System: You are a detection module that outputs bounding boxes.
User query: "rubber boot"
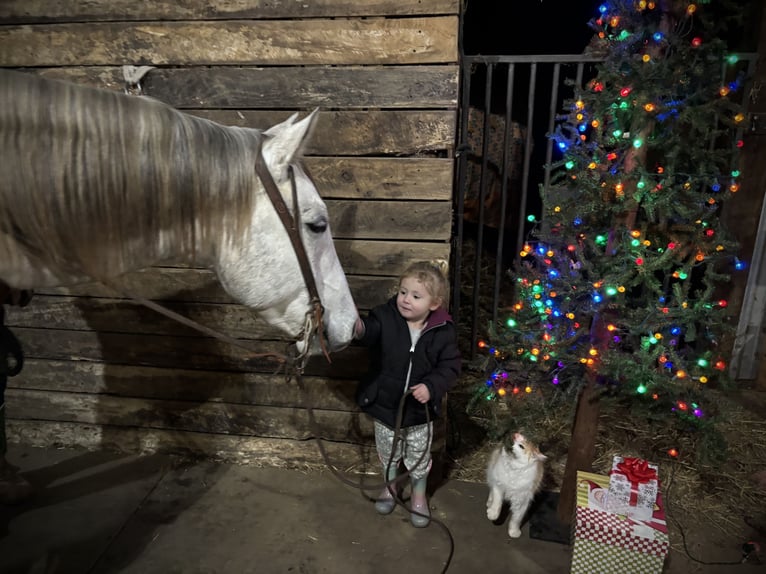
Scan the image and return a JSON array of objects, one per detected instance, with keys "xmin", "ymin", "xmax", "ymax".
[
  {"xmin": 410, "ymin": 475, "xmax": 430, "ymax": 527},
  {"xmin": 374, "ymin": 462, "xmax": 399, "ymax": 515}
]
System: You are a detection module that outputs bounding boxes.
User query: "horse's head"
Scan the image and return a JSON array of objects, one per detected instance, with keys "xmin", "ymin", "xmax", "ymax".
[{"xmin": 215, "ymin": 111, "xmax": 358, "ymax": 357}]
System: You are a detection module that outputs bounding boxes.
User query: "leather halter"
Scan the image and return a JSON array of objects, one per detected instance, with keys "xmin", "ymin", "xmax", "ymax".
[
  {"xmin": 100, "ymin": 141, "xmax": 330, "ymax": 370},
  {"xmin": 254, "ymin": 144, "xmax": 329, "ymax": 365}
]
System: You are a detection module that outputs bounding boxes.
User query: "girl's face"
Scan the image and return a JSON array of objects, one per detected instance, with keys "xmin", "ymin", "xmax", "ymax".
[{"xmin": 396, "ymin": 276, "xmax": 440, "ymax": 325}]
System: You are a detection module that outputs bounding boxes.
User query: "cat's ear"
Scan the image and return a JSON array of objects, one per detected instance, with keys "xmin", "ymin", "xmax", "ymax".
[{"xmin": 535, "ymin": 452, "xmax": 548, "ymax": 462}]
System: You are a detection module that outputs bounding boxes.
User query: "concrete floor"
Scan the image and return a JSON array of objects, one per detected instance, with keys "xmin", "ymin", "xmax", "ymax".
[
  {"xmin": 1, "ymin": 445, "xmax": 574, "ymax": 574},
  {"xmin": 0, "ymin": 445, "xmax": 757, "ymax": 574}
]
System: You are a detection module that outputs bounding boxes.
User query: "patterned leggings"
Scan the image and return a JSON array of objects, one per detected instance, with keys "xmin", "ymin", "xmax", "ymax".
[{"xmin": 374, "ymin": 420, "xmax": 433, "ymax": 480}]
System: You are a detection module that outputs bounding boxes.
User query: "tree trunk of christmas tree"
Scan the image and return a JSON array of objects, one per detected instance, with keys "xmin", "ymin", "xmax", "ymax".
[
  {"xmin": 557, "ymin": 372, "xmax": 600, "ymax": 524},
  {"xmin": 556, "ymin": 311, "xmax": 614, "ymax": 524}
]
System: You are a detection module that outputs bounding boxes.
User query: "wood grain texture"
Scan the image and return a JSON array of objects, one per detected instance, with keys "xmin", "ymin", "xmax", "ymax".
[
  {"xmin": 307, "ymin": 158, "xmax": 453, "ymax": 200},
  {"xmin": 6, "ymin": 388, "xmax": 374, "ymax": 441},
  {"xmin": 4, "ymin": 289, "xmax": 404, "ymax": 339},
  {"xmin": 0, "ymin": 17, "xmax": 458, "ymax": 66},
  {"xmin": 10, "ymin": 359, "xmax": 358, "ymax": 410},
  {"xmin": 17, "ymin": 239, "xmax": 448, "ymax": 299},
  {"xmin": 25, "ymin": 66, "xmax": 459, "ymax": 109},
  {"xmin": 0, "ymin": 0, "xmax": 460, "ymax": 23},
  {"xmin": 330, "ymin": 200, "xmax": 453, "ymax": 240},
  {"xmin": 11, "ymin": 327, "xmax": 367, "ymax": 378}
]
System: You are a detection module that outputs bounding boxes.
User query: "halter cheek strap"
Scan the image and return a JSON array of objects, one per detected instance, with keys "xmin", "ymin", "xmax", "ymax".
[{"xmin": 254, "ymin": 144, "xmax": 330, "ymax": 365}]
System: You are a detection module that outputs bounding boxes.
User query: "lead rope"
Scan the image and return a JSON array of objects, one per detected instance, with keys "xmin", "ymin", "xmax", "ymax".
[
  {"xmin": 101, "ymin": 280, "xmax": 291, "ymax": 368},
  {"xmin": 295, "ymin": 370, "xmax": 454, "ymax": 573}
]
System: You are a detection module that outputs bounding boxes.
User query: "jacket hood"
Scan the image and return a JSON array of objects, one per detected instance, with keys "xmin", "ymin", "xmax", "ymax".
[
  {"xmin": 425, "ymin": 305, "xmax": 453, "ymax": 330},
  {"xmin": 386, "ymin": 296, "xmax": 453, "ymax": 331}
]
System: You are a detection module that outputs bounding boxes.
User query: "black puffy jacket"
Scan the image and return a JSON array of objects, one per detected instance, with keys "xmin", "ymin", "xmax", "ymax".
[{"xmin": 355, "ymin": 297, "xmax": 462, "ymax": 428}]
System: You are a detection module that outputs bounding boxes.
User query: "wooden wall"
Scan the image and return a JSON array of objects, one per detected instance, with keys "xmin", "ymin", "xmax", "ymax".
[{"xmin": 0, "ymin": 1, "xmax": 460, "ymax": 468}]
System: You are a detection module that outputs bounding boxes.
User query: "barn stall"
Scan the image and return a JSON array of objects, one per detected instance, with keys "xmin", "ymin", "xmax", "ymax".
[{"xmin": 0, "ymin": 0, "xmax": 460, "ymax": 470}]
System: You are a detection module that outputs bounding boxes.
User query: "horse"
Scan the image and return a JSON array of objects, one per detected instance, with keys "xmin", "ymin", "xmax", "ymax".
[{"xmin": 0, "ymin": 69, "xmax": 359, "ymax": 357}]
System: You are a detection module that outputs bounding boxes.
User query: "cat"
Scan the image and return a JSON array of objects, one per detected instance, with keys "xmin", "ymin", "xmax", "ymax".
[{"xmin": 485, "ymin": 432, "xmax": 547, "ymax": 538}]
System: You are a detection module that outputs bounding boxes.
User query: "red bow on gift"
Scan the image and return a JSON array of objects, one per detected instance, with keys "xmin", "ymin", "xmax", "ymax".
[{"xmin": 610, "ymin": 457, "xmax": 658, "ymax": 505}]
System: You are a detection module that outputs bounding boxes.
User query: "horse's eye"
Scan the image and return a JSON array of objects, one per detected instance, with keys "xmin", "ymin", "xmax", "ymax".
[{"xmin": 306, "ymin": 220, "xmax": 328, "ymax": 234}]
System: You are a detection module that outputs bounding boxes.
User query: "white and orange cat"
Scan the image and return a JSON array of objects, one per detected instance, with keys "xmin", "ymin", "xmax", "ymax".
[{"xmin": 486, "ymin": 432, "xmax": 547, "ymax": 538}]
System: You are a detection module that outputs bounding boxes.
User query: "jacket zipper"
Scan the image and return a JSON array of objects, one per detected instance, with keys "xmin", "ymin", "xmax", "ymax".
[
  {"xmin": 402, "ymin": 320, "xmax": 447, "ymax": 393},
  {"xmin": 403, "ymin": 342, "xmax": 415, "ymax": 393}
]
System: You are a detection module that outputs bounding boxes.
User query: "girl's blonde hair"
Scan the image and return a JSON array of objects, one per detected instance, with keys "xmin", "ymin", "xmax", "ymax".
[{"xmin": 398, "ymin": 259, "xmax": 450, "ymax": 309}]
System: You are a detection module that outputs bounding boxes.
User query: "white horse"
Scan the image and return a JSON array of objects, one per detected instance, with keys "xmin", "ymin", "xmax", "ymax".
[{"xmin": 0, "ymin": 69, "xmax": 358, "ymax": 356}]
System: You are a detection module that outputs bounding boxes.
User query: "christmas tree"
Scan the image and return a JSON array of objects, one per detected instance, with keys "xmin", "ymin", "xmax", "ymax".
[{"xmin": 470, "ymin": 0, "xmax": 748, "ymax": 466}]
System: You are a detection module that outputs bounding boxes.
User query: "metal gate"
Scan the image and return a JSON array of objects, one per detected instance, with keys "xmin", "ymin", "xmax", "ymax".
[{"xmin": 452, "ymin": 54, "xmax": 603, "ymax": 356}]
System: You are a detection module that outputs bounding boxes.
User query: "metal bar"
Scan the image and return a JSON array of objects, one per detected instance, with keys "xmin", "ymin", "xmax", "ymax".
[
  {"xmin": 543, "ymin": 63, "xmax": 562, "ymax": 193},
  {"xmin": 575, "ymin": 61, "xmax": 585, "ymax": 90},
  {"xmin": 464, "ymin": 54, "xmax": 606, "ymax": 65},
  {"xmin": 515, "ymin": 62, "xmax": 537, "ymax": 266},
  {"xmin": 493, "ymin": 63, "xmax": 516, "ymax": 323},
  {"xmin": 452, "ymin": 58, "xmax": 473, "ymax": 329},
  {"xmin": 470, "ymin": 62, "xmax": 495, "ymax": 356}
]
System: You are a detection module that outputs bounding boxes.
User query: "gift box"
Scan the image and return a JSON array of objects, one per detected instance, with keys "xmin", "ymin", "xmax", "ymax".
[
  {"xmin": 570, "ymin": 471, "xmax": 669, "ymax": 574},
  {"xmin": 606, "ymin": 456, "xmax": 659, "ymax": 521}
]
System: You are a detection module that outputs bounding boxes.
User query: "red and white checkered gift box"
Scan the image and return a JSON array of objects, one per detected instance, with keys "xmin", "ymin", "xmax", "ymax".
[{"xmin": 571, "ymin": 471, "xmax": 669, "ymax": 574}]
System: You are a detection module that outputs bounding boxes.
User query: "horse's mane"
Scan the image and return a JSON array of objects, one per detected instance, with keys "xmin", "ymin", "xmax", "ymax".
[{"xmin": 0, "ymin": 69, "xmax": 260, "ymax": 282}]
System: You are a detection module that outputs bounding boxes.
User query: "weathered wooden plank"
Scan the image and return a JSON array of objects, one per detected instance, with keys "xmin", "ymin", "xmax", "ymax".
[
  {"xmin": 338, "ymin": 241, "xmax": 451, "ymax": 277},
  {"xmin": 35, "ymin": 267, "xmax": 227, "ymax": 303},
  {"xmin": 0, "ymin": 18, "xmax": 458, "ymax": 66},
  {"xmin": 307, "ymin": 158, "xmax": 453, "ymax": 200},
  {"xmin": 6, "ymin": 420, "xmax": 378, "ymax": 468},
  {"xmin": 8, "ymin": 73, "xmax": 456, "ymax": 153},
  {"xmin": 12, "ymin": 327, "xmax": 366, "ymax": 378},
  {"xmin": 24, "ymin": 270, "xmax": 394, "ymax": 305},
  {"xmin": 10, "ymin": 359, "xmax": 358, "ymax": 411},
  {"xmin": 24, "ymin": 240, "xmax": 449, "ymax": 299},
  {"xmin": 4, "ymin": 290, "xmax": 409, "ymax": 339},
  {"xmin": 6, "ymin": 388, "xmax": 373, "ymax": 442},
  {"xmin": 6, "ymin": 296, "xmax": 280, "ymax": 340},
  {"xmin": 25, "ymin": 66, "xmax": 459, "ymax": 109},
  {"xmin": 331, "ymin": 200, "xmax": 453, "ymax": 240},
  {"xmin": 0, "ymin": 0, "xmax": 460, "ymax": 23},
  {"xmin": 195, "ymin": 112, "xmax": 456, "ymax": 157}
]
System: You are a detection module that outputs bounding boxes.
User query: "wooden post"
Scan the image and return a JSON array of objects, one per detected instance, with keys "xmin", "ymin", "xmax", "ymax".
[
  {"xmin": 556, "ymin": 311, "xmax": 615, "ymax": 524},
  {"xmin": 556, "ymin": 372, "xmax": 601, "ymax": 523}
]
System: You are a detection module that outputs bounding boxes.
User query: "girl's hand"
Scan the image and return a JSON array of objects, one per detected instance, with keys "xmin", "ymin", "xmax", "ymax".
[
  {"xmin": 353, "ymin": 316, "xmax": 365, "ymax": 339},
  {"xmin": 410, "ymin": 384, "xmax": 431, "ymax": 404}
]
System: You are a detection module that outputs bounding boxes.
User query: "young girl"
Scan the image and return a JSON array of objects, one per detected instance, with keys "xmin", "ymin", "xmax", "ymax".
[{"xmin": 354, "ymin": 260, "xmax": 461, "ymax": 527}]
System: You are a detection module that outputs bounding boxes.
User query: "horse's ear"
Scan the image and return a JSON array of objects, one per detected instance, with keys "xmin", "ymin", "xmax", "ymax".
[{"xmin": 261, "ymin": 109, "xmax": 319, "ymax": 181}]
